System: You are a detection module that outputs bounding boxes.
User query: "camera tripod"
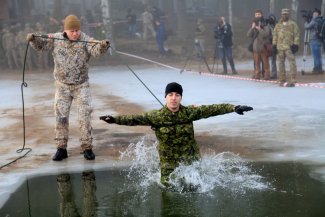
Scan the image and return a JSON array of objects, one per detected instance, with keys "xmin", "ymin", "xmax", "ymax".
[
  {"xmin": 180, "ymin": 40, "xmax": 212, "ymax": 74},
  {"xmin": 301, "ymin": 29, "xmax": 310, "ymax": 75}
]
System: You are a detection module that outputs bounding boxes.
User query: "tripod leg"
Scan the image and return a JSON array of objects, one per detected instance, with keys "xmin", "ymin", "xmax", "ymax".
[
  {"xmin": 212, "ymin": 57, "xmax": 216, "ymax": 74},
  {"xmin": 180, "ymin": 45, "xmax": 195, "ymax": 74},
  {"xmin": 196, "ymin": 42, "xmax": 212, "ymax": 73},
  {"xmin": 203, "ymin": 57, "xmax": 212, "ymax": 73},
  {"xmin": 301, "ymin": 29, "xmax": 309, "ymax": 75}
]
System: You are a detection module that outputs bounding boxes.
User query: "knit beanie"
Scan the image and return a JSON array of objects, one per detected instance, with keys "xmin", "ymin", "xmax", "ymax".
[
  {"xmin": 64, "ymin": 14, "xmax": 81, "ymax": 30},
  {"xmin": 165, "ymin": 82, "xmax": 183, "ymax": 97}
]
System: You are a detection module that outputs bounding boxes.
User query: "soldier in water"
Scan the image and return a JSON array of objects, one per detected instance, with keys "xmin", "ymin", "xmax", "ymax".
[{"xmin": 100, "ymin": 82, "xmax": 253, "ymax": 187}]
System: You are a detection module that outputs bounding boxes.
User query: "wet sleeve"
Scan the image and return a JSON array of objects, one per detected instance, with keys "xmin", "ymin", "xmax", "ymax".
[
  {"xmin": 187, "ymin": 104, "xmax": 235, "ymax": 121},
  {"xmin": 114, "ymin": 112, "xmax": 153, "ymax": 126}
]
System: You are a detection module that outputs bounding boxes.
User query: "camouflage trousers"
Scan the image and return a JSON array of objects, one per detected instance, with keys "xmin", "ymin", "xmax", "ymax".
[
  {"xmin": 57, "ymin": 172, "xmax": 97, "ymax": 217},
  {"xmin": 54, "ymin": 80, "xmax": 93, "ymax": 150},
  {"xmin": 277, "ymin": 49, "xmax": 297, "ymax": 84}
]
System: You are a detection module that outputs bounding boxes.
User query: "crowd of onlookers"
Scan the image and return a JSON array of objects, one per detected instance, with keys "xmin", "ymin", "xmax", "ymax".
[
  {"xmin": 0, "ymin": 16, "xmax": 61, "ymax": 71},
  {"xmin": 1, "ymin": 5, "xmax": 324, "ymax": 87}
]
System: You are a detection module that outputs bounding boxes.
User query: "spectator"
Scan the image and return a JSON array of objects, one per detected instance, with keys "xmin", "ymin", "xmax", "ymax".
[
  {"xmin": 194, "ymin": 18, "xmax": 206, "ymax": 59},
  {"xmin": 266, "ymin": 14, "xmax": 278, "ymax": 79},
  {"xmin": 273, "ymin": 8, "xmax": 300, "ymax": 87},
  {"xmin": 247, "ymin": 10, "xmax": 271, "ymax": 80},
  {"xmin": 126, "ymin": 8, "xmax": 137, "ymax": 37},
  {"xmin": 142, "ymin": 6, "xmax": 156, "ymax": 40},
  {"xmin": 155, "ymin": 19, "xmax": 167, "ymax": 58},
  {"xmin": 2, "ymin": 26, "xmax": 21, "ymax": 70},
  {"xmin": 304, "ymin": 8, "xmax": 324, "ymax": 74},
  {"xmin": 214, "ymin": 16, "xmax": 237, "ymax": 74}
]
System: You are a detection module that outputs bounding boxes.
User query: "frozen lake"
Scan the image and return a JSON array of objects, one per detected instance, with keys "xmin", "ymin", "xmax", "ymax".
[{"xmin": 1, "ymin": 56, "xmax": 325, "ymax": 215}]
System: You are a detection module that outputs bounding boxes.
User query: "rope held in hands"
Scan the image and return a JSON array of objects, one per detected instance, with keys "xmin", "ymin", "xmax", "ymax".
[{"xmin": 0, "ymin": 34, "xmax": 163, "ymax": 169}]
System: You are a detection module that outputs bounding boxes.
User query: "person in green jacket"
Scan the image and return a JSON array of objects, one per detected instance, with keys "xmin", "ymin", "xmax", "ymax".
[{"xmin": 100, "ymin": 82, "xmax": 253, "ymax": 186}]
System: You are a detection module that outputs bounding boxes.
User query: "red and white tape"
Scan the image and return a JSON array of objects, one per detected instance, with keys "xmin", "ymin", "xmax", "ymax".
[{"xmin": 116, "ymin": 51, "xmax": 325, "ymax": 89}]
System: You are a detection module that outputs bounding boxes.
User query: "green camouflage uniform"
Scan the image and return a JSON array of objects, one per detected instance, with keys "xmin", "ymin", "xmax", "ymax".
[
  {"xmin": 113, "ymin": 103, "xmax": 235, "ymax": 185},
  {"xmin": 273, "ymin": 19, "xmax": 300, "ymax": 84},
  {"xmin": 30, "ymin": 32, "xmax": 108, "ymax": 150}
]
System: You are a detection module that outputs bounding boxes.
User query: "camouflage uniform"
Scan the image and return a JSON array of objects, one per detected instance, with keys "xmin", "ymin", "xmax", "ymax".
[
  {"xmin": 194, "ymin": 19, "xmax": 206, "ymax": 57},
  {"xmin": 2, "ymin": 28, "xmax": 21, "ymax": 69},
  {"xmin": 30, "ymin": 32, "xmax": 109, "ymax": 150},
  {"xmin": 113, "ymin": 103, "xmax": 235, "ymax": 185},
  {"xmin": 273, "ymin": 19, "xmax": 300, "ymax": 84},
  {"xmin": 57, "ymin": 172, "xmax": 97, "ymax": 217}
]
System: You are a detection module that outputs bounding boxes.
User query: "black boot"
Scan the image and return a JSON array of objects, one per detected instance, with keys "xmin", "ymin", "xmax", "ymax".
[
  {"xmin": 52, "ymin": 148, "xmax": 68, "ymax": 161},
  {"xmin": 84, "ymin": 149, "xmax": 95, "ymax": 160}
]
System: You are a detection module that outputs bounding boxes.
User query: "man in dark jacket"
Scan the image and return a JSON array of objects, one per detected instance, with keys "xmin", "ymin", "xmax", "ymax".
[
  {"xmin": 100, "ymin": 82, "xmax": 253, "ymax": 187},
  {"xmin": 214, "ymin": 16, "xmax": 237, "ymax": 74},
  {"xmin": 155, "ymin": 19, "xmax": 167, "ymax": 58}
]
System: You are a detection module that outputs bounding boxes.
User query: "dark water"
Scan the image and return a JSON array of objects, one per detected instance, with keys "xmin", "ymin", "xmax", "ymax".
[{"xmin": 1, "ymin": 162, "xmax": 325, "ymax": 217}]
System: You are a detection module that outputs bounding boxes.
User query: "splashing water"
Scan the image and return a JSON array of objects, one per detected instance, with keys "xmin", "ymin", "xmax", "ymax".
[{"xmin": 120, "ymin": 136, "xmax": 270, "ymax": 194}]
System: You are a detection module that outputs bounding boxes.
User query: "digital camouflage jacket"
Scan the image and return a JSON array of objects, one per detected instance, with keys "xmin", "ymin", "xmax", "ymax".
[
  {"xmin": 114, "ymin": 103, "xmax": 235, "ymax": 172},
  {"xmin": 30, "ymin": 32, "xmax": 108, "ymax": 85},
  {"xmin": 273, "ymin": 19, "xmax": 300, "ymax": 50}
]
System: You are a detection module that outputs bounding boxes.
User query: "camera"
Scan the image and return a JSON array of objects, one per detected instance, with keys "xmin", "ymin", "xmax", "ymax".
[{"xmin": 300, "ymin": 10, "xmax": 313, "ymax": 22}]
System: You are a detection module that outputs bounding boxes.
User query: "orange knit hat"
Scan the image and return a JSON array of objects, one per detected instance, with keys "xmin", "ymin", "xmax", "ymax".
[{"xmin": 64, "ymin": 14, "xmax": 80, "ymax": 30}]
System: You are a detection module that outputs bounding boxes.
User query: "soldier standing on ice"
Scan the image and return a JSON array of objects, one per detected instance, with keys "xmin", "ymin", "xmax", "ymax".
[{"xmin": 26, "ymin": 14, "xmax": 110, "ymax": 161}]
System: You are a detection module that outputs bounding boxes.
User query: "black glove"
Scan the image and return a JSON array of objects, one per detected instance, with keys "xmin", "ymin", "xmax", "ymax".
[
  {"xmin": 234, "ymin": 105, "xmax": 253, "ymax": 115},
  {"xmin": 290, "ymin": 44, "xmax": 299, "ymax": 54},
  {"xmin": 99, "ymin": 115, "xmax": 116, "ymax": 123},
  {"xmin": 272, "ymin": 45, "xmax": 277, "ymax": 55}
]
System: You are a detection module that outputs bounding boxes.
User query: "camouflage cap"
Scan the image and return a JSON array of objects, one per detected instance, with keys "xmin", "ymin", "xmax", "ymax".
[{"xmin": 281, "ymin": 8, "xmax": 290, "ymax": 15}]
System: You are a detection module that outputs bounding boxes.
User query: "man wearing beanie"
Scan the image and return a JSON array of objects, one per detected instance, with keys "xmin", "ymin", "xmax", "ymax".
[
  {"xmin": 100, "ymin": 82, "xmax": 253, "ymax": 188},
  {"xmin": 26, "ymin": 14, "xmax": 110, "ymax": 161}
]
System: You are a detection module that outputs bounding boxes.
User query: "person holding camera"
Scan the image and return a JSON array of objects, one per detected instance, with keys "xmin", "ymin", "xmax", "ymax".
[
  {"xmin": 304, "ymin": 8, "xmax": 324, "ymax": 74},
  {"xmin": 214, "ymin": 16, "xmax": 237, "ymax": 74},
  {"xmin": 273, "ymin": 8, "xmax": 300, "ymax": 87},
  {"xmin": 247, "ymin": 10, "xmax": 271, "ymax": 80}
]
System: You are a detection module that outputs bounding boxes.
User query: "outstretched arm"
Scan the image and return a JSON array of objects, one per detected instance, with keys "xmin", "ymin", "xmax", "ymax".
[{"xmin": 99, "ymin": 113, "xmax": 153, "ymax": 126}]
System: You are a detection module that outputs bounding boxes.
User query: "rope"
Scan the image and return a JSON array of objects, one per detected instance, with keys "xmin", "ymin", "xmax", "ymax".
[{"xmin": 0, "ymin": 42, "xmax": 32, "ymax": 170}]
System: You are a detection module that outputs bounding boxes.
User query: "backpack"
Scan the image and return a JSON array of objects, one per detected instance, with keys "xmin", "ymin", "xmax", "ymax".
[{"xmin": 315, "ymin": 16, "xmax": 325, "ymax": 40}]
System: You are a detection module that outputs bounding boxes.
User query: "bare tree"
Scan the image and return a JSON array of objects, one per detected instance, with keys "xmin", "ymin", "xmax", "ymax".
[
  {"xmin": 322, "ymin": 0, "xmax": 325, "ymax": 16},
  {"xmin": 270, "ymin": 0, "xmax": 275, "ymax": 13},
  {"xmin": 228, "ymin": 0, "xmax": 233, "ymax": 28},
  {"xmin": 175, "ymin": 0, "xmax": 188, "ymax": 39},
  {"xmin": 101, "ymin": 0, "xmax": 114, "ymax": 50},
  {"xmin": 291, "ymin": 0, "xmax": 299, "ymax": 21}
]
